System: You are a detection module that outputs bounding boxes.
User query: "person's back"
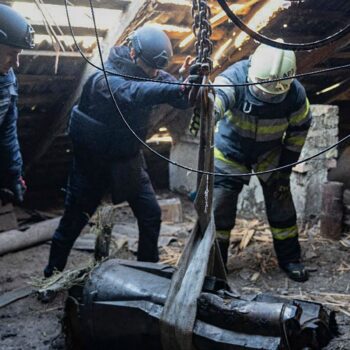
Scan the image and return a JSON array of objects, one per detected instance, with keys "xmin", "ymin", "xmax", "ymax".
[
  {"xmin": 70, "ymin": 45, "xmax": 186, "ymax": 159},
  {"xmin": 43, "ymin": 26, "xmax": 190, "ymax": 280}
]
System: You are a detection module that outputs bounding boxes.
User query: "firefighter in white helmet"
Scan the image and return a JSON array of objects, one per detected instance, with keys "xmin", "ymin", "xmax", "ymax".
[{"xmin": 211, "ymin": 43, "xmax": 311, "ymax": 282}]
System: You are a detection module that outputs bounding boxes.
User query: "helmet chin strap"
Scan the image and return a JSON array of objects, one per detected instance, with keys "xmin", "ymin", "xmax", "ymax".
[{"xmin": 249, "ymin": 84, "xmax": 287, "ymax": 104}]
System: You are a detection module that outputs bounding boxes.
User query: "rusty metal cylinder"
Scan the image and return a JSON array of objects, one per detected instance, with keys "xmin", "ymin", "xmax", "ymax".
[{"xmin": 320, "ymin": 181, "xmax": 344, "ymax": 239}]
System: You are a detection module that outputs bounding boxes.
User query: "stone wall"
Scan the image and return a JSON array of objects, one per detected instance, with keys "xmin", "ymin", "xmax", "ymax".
[{"xmin": 169, "ymin": 105, "xmax": 339, "ymax": 224}]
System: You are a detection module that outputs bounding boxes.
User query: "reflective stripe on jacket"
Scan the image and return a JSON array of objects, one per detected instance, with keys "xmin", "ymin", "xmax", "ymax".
[{"xmin": 214, "ymin": 60, "xmax": 311, "ymax": 181}]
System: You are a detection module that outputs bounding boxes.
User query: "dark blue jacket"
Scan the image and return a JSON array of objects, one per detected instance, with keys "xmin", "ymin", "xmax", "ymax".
[
  {"xmin": 69, "ymin": 46, "xmax": 188, "ymax": 159},
  {"xmin": 214, "ymin": 60, "xmax": 311, "ymax": 180},
  {"xmin": 0, "ymin": 69, "xmax": 22, "ymax": 185}
]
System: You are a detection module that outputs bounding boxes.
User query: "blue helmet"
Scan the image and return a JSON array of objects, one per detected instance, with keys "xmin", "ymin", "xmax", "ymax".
[
  {"xmin": 129, "ymin": 26, "xmax": 173, "ymax": 69},
  {"xmin": 0, "ymin": 4, "xmax": 35, "ymax": 49}
]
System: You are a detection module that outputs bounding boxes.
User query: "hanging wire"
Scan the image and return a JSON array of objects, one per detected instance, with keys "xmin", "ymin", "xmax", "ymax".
[
  {"xmin": 216, "ymin": 0, "xmax": 350, "ymax": 51},
  {"xmin": 65, "ymin": 0, "xmax": 350, "ymax": 178},
  {"xmin": 64, "ymin": 1, "xmax": 350, "ymax": 89}
]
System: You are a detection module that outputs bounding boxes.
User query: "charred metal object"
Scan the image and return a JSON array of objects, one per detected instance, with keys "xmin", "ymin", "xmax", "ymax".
[{"xmin": 64, "ymin": 259, "xmax": 337, "ymax": 350}]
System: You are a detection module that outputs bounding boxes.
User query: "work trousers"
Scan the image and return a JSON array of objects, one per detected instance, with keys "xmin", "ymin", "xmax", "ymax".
[
  {"xmin": 46, "ymin": 150, "xmax": 161, "ymax": 274},
  {"xmin": 214, "ymin": 162, "xmax": 301, "ymax": 266}
]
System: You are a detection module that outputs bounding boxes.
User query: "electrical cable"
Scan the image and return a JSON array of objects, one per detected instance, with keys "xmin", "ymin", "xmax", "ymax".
[
  {"xmin": 64, "ymin": 1, "xmax": 350, "ymax": 89},
  {"xmin": 68, "ymin": 0, "xmax": 350, "ymax": 179},
  {"xmin": 217, "ymin": 0, "xmax": 350, "ymax": 51}
]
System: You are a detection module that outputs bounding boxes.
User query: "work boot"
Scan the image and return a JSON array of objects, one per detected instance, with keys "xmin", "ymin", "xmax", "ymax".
[
  {"xmin": 44, "ymin": 240, "xmax": 71, "ymax": 278},
  {"xmin": 279, "ymin": 261, "xmax": 309, "ymax": 282}
]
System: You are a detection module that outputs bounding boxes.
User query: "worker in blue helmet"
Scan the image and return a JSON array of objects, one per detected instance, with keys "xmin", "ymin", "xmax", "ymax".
[
  {"xmin": 44, "ymin": 26, "xmax": 191, "ymax": 278},
  {"xmin": 0, "ymin": 4, "xmax": 34, "ymax": 204}
]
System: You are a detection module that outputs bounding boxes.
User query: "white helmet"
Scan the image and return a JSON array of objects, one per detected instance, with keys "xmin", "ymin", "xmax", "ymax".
[{"xmin": 248, "ymin": 43, "xmax": 296, "ymax": 95}]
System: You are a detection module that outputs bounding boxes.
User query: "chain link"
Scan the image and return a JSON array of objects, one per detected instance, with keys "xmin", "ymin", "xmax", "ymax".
[{"xmin": 192, "ymin": 0, "xmax": 213, "ymax": 73}]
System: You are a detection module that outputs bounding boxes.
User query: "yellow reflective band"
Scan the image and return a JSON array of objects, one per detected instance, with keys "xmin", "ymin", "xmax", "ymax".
[
  {"xmin": 271, "ymin": 225, "xmax": 298, "ymax": 240},
  {"xmin": 257, "ymin": 123, "xmax": 288, "ymax": 135},
  {"xmin": 285, "ymin": 135, "xmax": 307, "ymax": 147},
  {"xmin": 216, "ymin": 230, "xmax": 231, "ymax": 240},
  {"xmin": 290, "ymin": 98, "xmax": 310, "ymax": 126},
  {"xmin": 226, "ymin": 111, "xmax": 255, "ymax": 133},
  {"xmin": 214, "ymin": 148, "xmax": 249, "ymax": 173}
]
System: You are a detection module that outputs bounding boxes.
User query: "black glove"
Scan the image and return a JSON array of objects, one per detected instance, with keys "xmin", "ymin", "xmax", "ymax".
[
  {"xmin": 181, "ymin": 63, "xmax": 203, "ymax": 105},
  {"xmin": 0, "ymin": 176, "xmax": 26, "ymax": 204}
]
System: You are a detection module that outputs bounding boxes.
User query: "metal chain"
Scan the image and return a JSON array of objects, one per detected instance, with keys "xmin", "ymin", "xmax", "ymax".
[
  {"xmin": 189, "ymin": 0, "xmax": 213, "ymax": 135},
  {"xmin": 192, "ymin": 0, "xmax": 213, "ymax": 72}
]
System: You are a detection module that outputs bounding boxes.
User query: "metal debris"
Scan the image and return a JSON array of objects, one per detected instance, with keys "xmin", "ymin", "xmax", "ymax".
[{"xmin": 63, "ymin": 259, "xmax": 337, "ymax": 350}]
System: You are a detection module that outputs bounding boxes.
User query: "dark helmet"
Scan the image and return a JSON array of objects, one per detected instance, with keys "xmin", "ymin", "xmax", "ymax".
[
  {"xmin": 0, "ymin": 4, "xmax": 35, "ymax": 50},
  {"xmin": 129, "ymin": 26, "xmax": 173, "ymax": 69}
]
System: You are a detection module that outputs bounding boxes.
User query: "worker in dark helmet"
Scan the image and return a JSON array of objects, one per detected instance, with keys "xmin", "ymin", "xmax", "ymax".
[
  {"xmin": 192, "ymin": 43, "xmax": 311, "ymax": 282},
  {"xmin": 44, "ymin": 26, "xmax": 191, "ymax": 278},
  {"xmin": 0, "ymin": 4, "xmax": 34, "ymax": 204}
]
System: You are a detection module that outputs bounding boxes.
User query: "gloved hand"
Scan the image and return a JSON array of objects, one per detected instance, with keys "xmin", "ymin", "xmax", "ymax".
[
  {"xmin": 181, "ymin": 62, "xmax": 203, "ymax": 105},
  {"xmin": 12, "ymin": 176, "xmax": 27, "ymax": 203},
  {"xmin": 0, "ymin": 176, "xmax": 26, "ymax": 204},
  {"xmin": 178, "ymin": 55, "xmax": 196, "ymax": 78}
]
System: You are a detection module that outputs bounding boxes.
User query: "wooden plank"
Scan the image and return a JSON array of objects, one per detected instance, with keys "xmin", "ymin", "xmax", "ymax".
[
  {"xmin": 0, "ymin": 286, "xmax": 34, "ymax": 309},
  {"xmin": 312, "ymin": 78, "xmax": 350, "ymax": 104},
  {"xmin": 21, "ymin": 50, "xmax": 92, "ymax": 58},
  {"xmin": 31, "ymin": 23, "xmax": 107, "ymax": 37},
  {"xmin": 25, "ymin": 0, "xmax": 145, "ymax": 172},
  {"xmin": 3, "ymin": 0, "xmax": 130, "ymax": 10}
]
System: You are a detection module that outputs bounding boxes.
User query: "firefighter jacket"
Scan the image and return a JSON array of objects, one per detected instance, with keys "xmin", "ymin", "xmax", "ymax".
[
  {"xmin": 214, "ymin": 60, "xmax": 311, "ymax": 182},
  {"xmin": 69, "ymin": 46, "xmax": 189, "ymax": 159},
  {"xmin": 0, "ymin": 68, "xmax": 22, "ymax": 185}
]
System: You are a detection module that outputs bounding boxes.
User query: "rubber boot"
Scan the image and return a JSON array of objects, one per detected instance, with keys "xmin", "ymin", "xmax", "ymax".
[
  {"xmin": 273, "ymin": 236, "xmax": 308, "ymax": 282},
  {"xmin": 279, "ymin": 261, "xmax": 309, "ymax": 282}
]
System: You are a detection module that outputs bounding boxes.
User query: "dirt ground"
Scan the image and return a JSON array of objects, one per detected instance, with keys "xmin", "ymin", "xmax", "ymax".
[{"xmin": 0, "ymin": 193, "xmax": 349, "ymax": 349}]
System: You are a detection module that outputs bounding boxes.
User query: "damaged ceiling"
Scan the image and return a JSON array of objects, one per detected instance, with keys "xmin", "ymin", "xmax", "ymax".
[{"xmin": 1, "ymin": 0, "xmax": 350, "ymax": 194}]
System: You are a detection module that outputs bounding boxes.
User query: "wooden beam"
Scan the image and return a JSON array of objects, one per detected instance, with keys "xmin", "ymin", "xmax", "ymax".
[
  {"xmin": 149, "ymin": 24, "xmax": 191, "ymax": 40},
  {"xmin": 31, "ymin": 23, "xmax": 107, "ymax": 37},
  {"xmin": 311, "ymin": 78, "xmax": 350, "ymax": 104},
  {"xmin": 153, "ymin": 0, "xmax": 191, "ymax": 13},
  {"xmin": 25, "ymin": 0, "xmax": 146, "ymax": 172},
  {"xmin": 21, "ymin": 50, "xmax": 92, "ymax": 58},
  {"xmin": 297, "ymin": 33, "xmax": 350, "ymax": 73},
  {"xmin": 4, "ymin": 0, "xmax": 130, "ymax": 10}
]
